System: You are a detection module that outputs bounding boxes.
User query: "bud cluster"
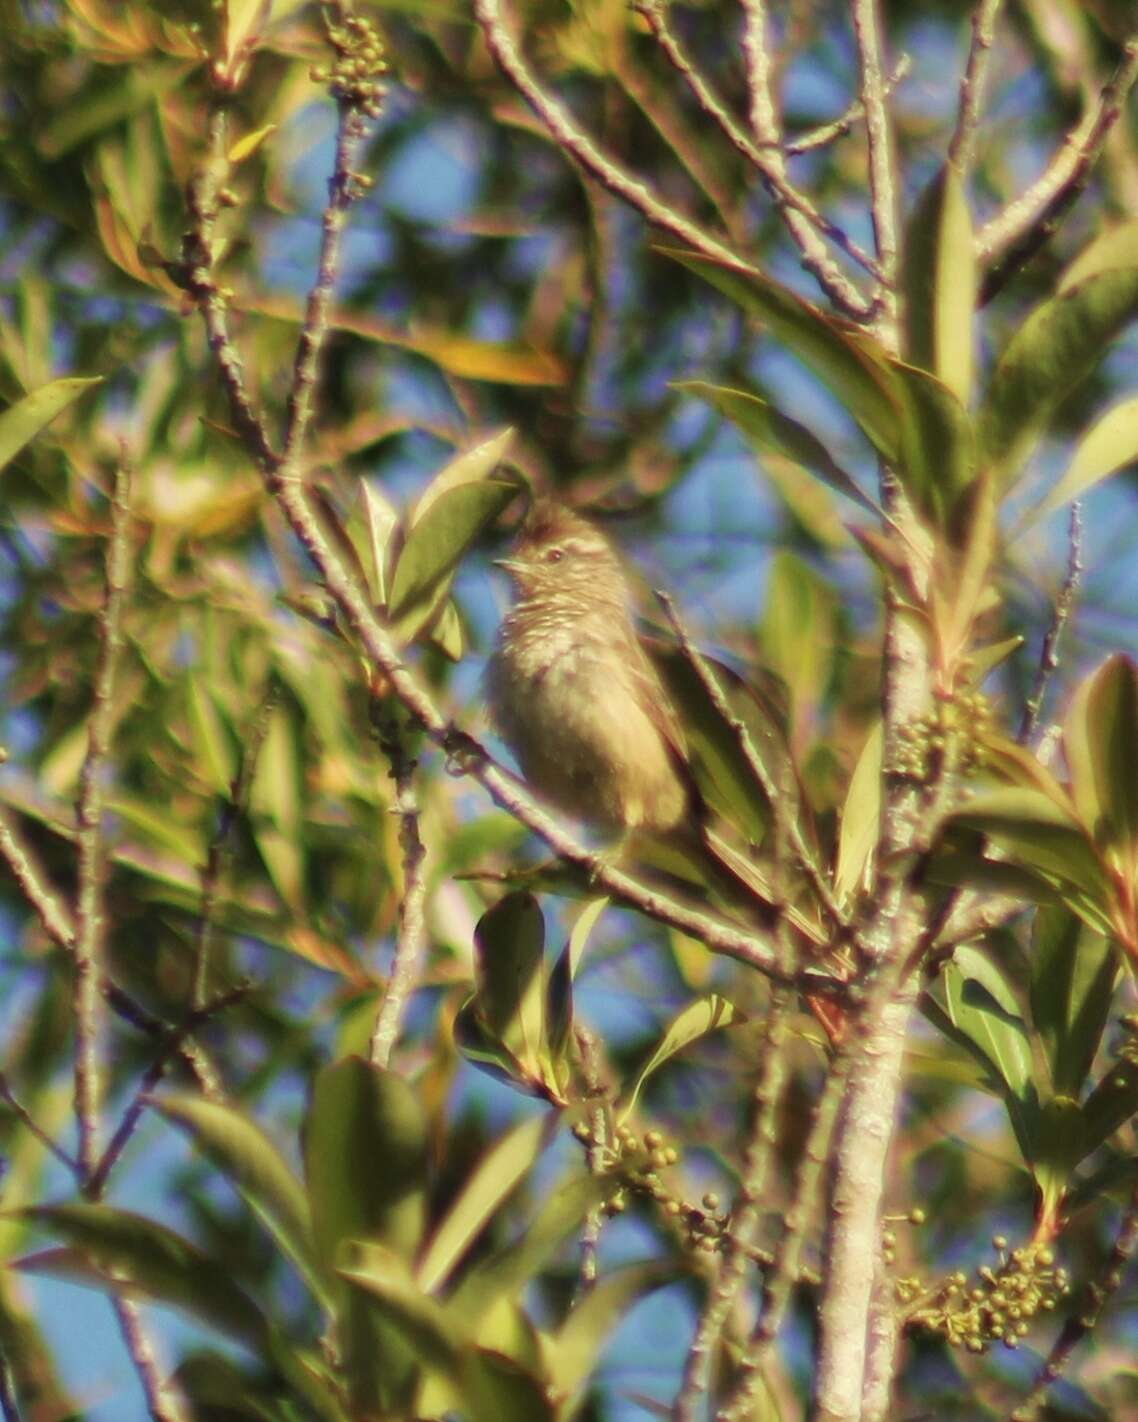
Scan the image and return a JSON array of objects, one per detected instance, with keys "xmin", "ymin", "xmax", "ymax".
[
  {"xmin": 901, "ymin": 1235, "xmax": 1070, "ymax": 1353},
  {"xmin": 892, "ymin": 687, "xmax": 993, "ymax": 784},
  {"xmin": 312, "ymin": 11, "xmax": 389, "ymax": 117}
]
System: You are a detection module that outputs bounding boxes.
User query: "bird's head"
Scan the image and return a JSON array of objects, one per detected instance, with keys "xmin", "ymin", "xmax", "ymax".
[{"xmin": 495, "ymin": 499, "xmax": 628, "ymax": 608}]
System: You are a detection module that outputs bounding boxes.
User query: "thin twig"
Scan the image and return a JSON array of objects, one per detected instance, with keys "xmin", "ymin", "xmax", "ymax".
[
  {"xmin": 193, "ymin": 684, "xmax": 279, "ymax": 1008},
  {"xmin": 1010, "ymin": 1174, "xmax": 1138, "ymax": 1422},
  {"xmin": 977, "ymin": 34, "xmax": 1138, "ymax": 297},
  {"xmin": 615, "ymin": 36, "xmax": 747, "ymax": 246},
  {"xmin": 718, "ymin": 1016, "xmax": 859, "ymax": 1420},
  {"xmin": 0, "ymin": 805, "xmax": 222, "ymax": 1095},
  {"xmin": 473, "ymin": 0, "xmax": 755, "ymax": 276},
  {"xmin": 735, "ymin": 0, "xmax": 878, "ymax": 317},
  {"xmin": 784, "ymin": 56, "xmax": 910, "ymax": 155},
  {"xmin": 637, "ymin": 0, "xmax": 884, "ymax": 286},
  {"xmin": 948, "ymin": 0, "xmax": 1004, "ymax": 172},
  {"xmin": 369, "ymin": 710, "xmax": 429, "ymax": 1069},
  {"xmin": 851, "ymin": 0, "xmax": 901, "ymax": 347},
  {"xmin": 72, "ymin": 459, "xmax": 132, "ymax": 1184},
  {"xmin": 1018, "ymin": 501, "xmax": 1082, "ymax": 745},
  {"xmin": 0, "ymin": 1073, "xmax": 77, "ymax": 1175},
  {"xmin": 674, "ymin": 985, "xmax": 793, "ymax": 1421},
  {"xmin": 658, "ymin": 591, "xmax": 849, "ymax": 934},
  {"xmin": 0, "ymin": 807, "xmax": 76, "ymax": 953},
  {"xmin": 573, "ymin": 1025, "xmax": 610, "ymax": 1300},
  {"xmin": 87, "ymin": 984, "xmax": 248, "ymax": 1201},
  {"xmin": 280, "ymin": 100, "xmax": 370, "ymax": 465},
  {"xmin": 103, "ymin": 983, "xmax": 223, "ymax": 1099},
  {"xmin": 112, "ymin": 1295, "xmax": 184, "ymax": 1422}
]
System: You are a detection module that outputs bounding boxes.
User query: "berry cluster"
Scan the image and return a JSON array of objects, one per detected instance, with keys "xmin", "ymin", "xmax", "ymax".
[
  {"xmin": 901, "ymin": 1236, "xmax": 1070, "ymax": 1353},
  {"xmin": 573, "ymin": 1120, "xmax": 735, "ymax": 1253}
]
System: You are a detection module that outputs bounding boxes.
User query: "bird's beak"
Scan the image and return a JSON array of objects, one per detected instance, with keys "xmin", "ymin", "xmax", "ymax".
[{"xmin": 493, "ymin": 557, "xmax": 526, "ymax": 578}]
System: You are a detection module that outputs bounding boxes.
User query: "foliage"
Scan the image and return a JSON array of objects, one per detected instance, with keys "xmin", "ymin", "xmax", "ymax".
[{"xmin": 1, "ymin": 1, "xmax": 1138, "ymax": 1420}]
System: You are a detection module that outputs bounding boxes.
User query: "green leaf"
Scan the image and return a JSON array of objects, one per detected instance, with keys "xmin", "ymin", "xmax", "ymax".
[
  {"xmin": 942, "ymin": 946, "xmax": 1033, "ymax": 1102},
  {"xmin": 652, "ymin": 644, "xmax": 787, "ymax": 844},
  {"xmin": 1058, "ymin": 218, "xmax": 1138, "ymax": 290},
  {"xmin": 901, "ymin": 162, "xmax": 976, "ymax": 404},
  {"xmin": 471, "ymin": 893, "xmax": 548, "ymax": 1081},
  {"xmin": 1078, "ymin": 1057, "xmax": 1138, "ymax": 1160},
  {"xmin": 151, "ymin": 1094, "xmax": 329, "ymax": 1309},
  {"xmin": 760, "ymin": 552, "xmax": 841, "ymax": 729},
  {"xmin": 1064, "ymin": 655, "xmax": 1138, "ymax": 865},
  {"xmin": 660, "ymin": 248, "xmax": 902, "ymax": 463},
  {"xmin": 948, "ymin": 788, "xmax": 1108, "ymax": 902},
  {"xmin": 416, "ymin": 1113, "xmax": 553, "ymax": 1294},
  {"xmin": 304, "ymin": 1057, "xmax": 428, "ymax": 1265},
  {"xmin": 545, "ymin": 1262, "xmax": 675, "ymax": 1407},
  {"xmin": 12, "ymin": 1205, "xmax": 266, "ymax": 1348},
  {"xmin": 187, "ymin": 673, "xmax": 237, "ymax": 796},
  {"xmin": 1032, "ymin": 397, "xmax": 1138, "ymax": 520},
  {"xmin": 888, "ymin": 361, "xmax": 977, "ymax": 528},
  {"xmin": 978, "ymin": 267, "xmax": 1138, "ymax": 487},
  {"xmin": 546, "ymin": 897, "xmax": 608, "ymax": 1066},
  {"xmin": 450, "ymin": 1172, "xmax": 611, "ymax": 1322},
  {"xmin": 675, "ymin": 380, "xmax": 881, "ymax": 517},
  {"xmin": 387, "ymin": 431, "xmax": 518, "ymax": 621},
  {"xmin": 340, "ymin": 1242, "xmax": 461, "ymax": 1378},
  {"xmin": 0, "ymin": 377, "xmax": 102, "ymax": 474},
  {"xmin": 343, "ymin": 1243, "xmax": 554, "ymax": 1422},
  {"xmin": 1029, "ymin": 908, "xmax": 1118, "ymax": 1099},
  {"xmin": 617, "ymin": 995, "xmax": 747, "ymax": 1123},
  {"xmin": 834, "ymin": 721, "xmax": 882, "ymax": 905},
  {"xmin": 1029, "ymin": 1095, "xmax": 1086, "ymax": 1221},
  {"xmin": 662, "ymin": 249, "xmax": 975, "ymax": 527}
]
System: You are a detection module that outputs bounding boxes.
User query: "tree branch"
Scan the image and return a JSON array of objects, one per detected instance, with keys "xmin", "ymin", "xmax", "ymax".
[
  {"xmin": 948, "ymin": 0, "xmax": 1004, "ymax": 173},
  {"xmin": 193, "ymin": 684, "xmax": 278, "ymax": 1008},
  {"xmin": 675, "ymin": 983, "xmax": 792, "ymax": 1419},
  {"xmin": 473, "ymin": 0, "xmax": 756, "ymax": 277},
  {"xmin": 72, "ymin": 459, "xmax": 132, "ymax": 1183},
  {"xmin": 638, "ymin": 0, "xmax": 883, "ymax": 297},
  {"xmin": 785, "ymin": 56, "xmax": 910, "ymax": 155},
  {"xmin": 977, "ymin": 33, "xmax": 1138, "ymax": 299},
  {"xmin": 368, "ymin": 710, "xmax": 429, "ymax": 1069},
  {"xmin": 111, "ymin": 1295, "xmax": 184, "ymax": 1422},
  {"xmin": 851, "ymin": 0, "xmax": 901, "ymax": 345}
]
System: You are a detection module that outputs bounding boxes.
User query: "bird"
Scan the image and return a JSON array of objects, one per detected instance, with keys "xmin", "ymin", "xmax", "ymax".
[
  {"xmin": 485, "ymin": 498, "xmax": 849, "ymax": 1040},
  {"xmin": 485, "ymin": 498, "xmax": 693, "ymax": 841}
]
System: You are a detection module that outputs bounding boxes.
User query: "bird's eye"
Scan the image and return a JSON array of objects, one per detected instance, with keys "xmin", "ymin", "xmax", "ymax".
[{"xmin": 544, "ymin": 547, "xmax": 564, "ymax": 564}]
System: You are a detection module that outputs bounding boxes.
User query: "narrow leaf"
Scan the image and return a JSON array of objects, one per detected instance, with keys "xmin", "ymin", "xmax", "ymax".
[
  {"xmin": 978, "ymin": 268, "xmax": 1138, "ymax": 487},
  {"xmin": 304, "ymin": 1057, "xmax": 428, "ymax": 1264},
  {"xmin": 151, "ymin": 1094, "xmax": 328, "ymax": 1307},
  {"xmin": 675, "ymin": 380, "xmax": 881, "ymax": 517},
  {"xmin": 417, "ymin": 1113, "xmax": 552, "ymax": 1294},
  {"xmin": 617, "ymin": 995, "xmax": 747, "ymax": 1123},
  {"xmin": 13, "ymin": 1205, "xmax": 266, "ymax": 1348},
  {"xmin": 1033, "ymin": 397, "xmax": 1138, "ymax": 519},
  {"xmin": 1029, "ymin": 908, "xmax": 1118, "ymax": 1098},
  {"xmin": 0, "ymin": 377, "xmax": 102, "ymax": 473},
  {"xmin": 901, "ymin": 163, "xmax": 976, "ymax": 403}
]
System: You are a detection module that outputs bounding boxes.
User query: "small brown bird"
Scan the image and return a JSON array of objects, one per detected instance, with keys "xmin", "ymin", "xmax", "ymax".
[{"xmin": 486, "ymin": 499, "xmax": 692, "ymax": 837}]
